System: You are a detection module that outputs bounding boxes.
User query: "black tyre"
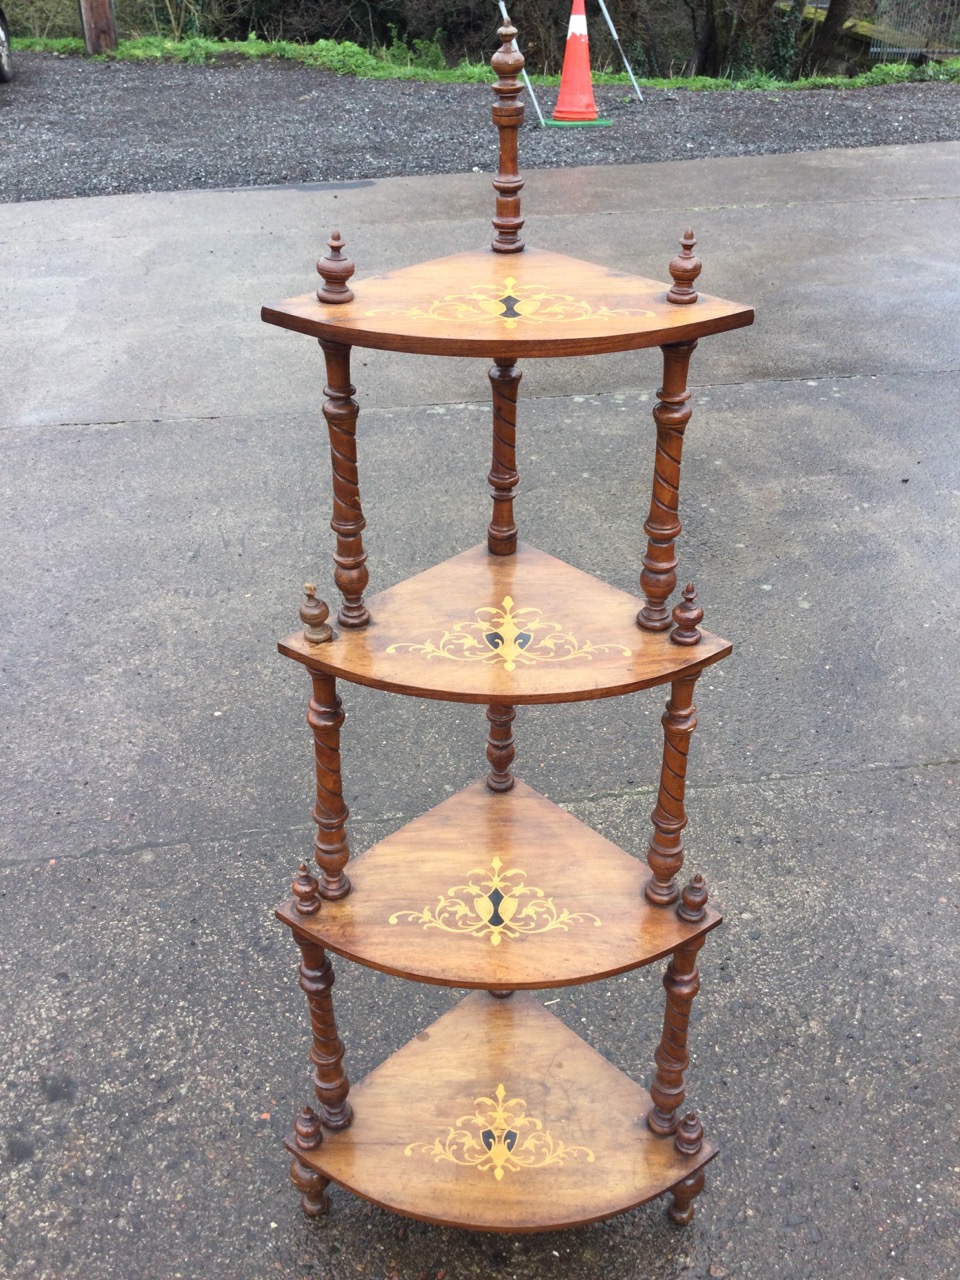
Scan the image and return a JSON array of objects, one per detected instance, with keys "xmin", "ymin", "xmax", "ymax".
[{"xmin": 0, "ymin": 10, "xmax": 12, "ymax": 84}]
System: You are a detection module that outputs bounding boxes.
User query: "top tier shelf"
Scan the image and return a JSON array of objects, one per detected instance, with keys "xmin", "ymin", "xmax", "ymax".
[{"xmin": 261, "ymin": 246, "xmax": 754, "ymax": 360}]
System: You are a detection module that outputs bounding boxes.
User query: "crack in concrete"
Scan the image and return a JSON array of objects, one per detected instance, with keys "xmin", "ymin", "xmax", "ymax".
[
  {"xmin": 1, "ymin": 756, "xmax": 954, "ymax": 872},
  {"xmin": 10, "ymin": 366, "xmax": 960, "ymax": 434}
]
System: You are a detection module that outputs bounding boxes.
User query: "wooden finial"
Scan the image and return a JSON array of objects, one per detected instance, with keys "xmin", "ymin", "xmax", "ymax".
[
  {"xmin": 294, "ymin": 1104, "xmax": 324, "ymax": 1151},
  {"xmin": 677, "ymin": 873, "xmax": 708, "ymax": 924},
  {"xmin": 670, "ymin": 583, "xmax": 703, "ymax": 646},
  {"xmin": 316, "ymin": 230, "xmax": 355, "ymax": 304},
  {"xmin": 300, "ymin": 584, "xmax": 333, "ymax": 645},
  {"xmin": 674, "ymin": 1111, "xmax": 704, "ymax": 1156},
  {"xmin": 666, "ymin": 229, "xmax": 702, "ymax": 305},
  {"xmin": 490, "ymin": 24, "xmax": 525, "ymax": 254},
  {"xmin": 292, "ymin": 863, "xmax": 322, "ymax": 917}
]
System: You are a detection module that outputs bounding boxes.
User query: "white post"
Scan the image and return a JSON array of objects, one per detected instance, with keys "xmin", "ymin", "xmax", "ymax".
[
  {"xmin": 497, "ymin": 1, "xmax": 547, "ymax": 127},
  {"xmin": 594, "ymin": 0, "xmax": 644, "ymax": 103}
]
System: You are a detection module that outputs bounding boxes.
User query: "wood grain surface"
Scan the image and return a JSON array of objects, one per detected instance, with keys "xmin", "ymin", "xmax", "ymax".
[
  {"xmin": 285, "ymin": 991, "xmax": 717, "ymax": 1232},
  {"xmin": 276, "ymin": 779, "xmax": 721, "ymax": 988},
  {"xmin": 278, "ymin": 543, "xmax": 732, "ymax": 704},
  {"xmin": 262, "ymin": 247, "xmax": 754, "ymax": 358}
]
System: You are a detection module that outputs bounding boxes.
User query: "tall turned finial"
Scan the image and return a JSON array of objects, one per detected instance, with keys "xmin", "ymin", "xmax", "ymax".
[
  {"xmin": 677, "ymin": 872, "xmax": 708, "ymax": 924},
  {"xmin": 490, "ymin": 24, "xmax": 525, "ymax": 254},
  {"xmin": 316, "ymin": 230, "xmax": 355, "ymax": 304},
  {"xmin": 670, "ymin": 583, "xmax": 703, "ymax": 646},
  {"xmin": 293, "ymin": 863, "xmax": 322, "ymax": 917},
  {"xmin": 666, "ymin": 229, "xmax": 701, "ymax": 305},
  {"xmin": 674, "ymin": 1111, "xmax": 704, "ymax": 1156},
  {"xmin": 300, "ymin": 584, "xmax": 333, "ymax": 645}
]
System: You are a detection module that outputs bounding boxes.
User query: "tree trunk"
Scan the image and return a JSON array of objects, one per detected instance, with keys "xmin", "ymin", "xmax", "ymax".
[
  {"xmin": 77, "ymin": 0, "xmax": 117, "ymax": 54},
  {"xmin": 807, "ymin": 0, "xmax": 854, "ymax": 71}
]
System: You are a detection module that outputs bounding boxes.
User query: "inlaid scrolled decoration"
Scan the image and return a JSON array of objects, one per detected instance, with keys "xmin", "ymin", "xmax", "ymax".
[
  {"xmin": 386, "ymin": 595, "xmax": 631, "ymax": 672},
  {"xmin": 389, "ymin": 856, "xmax": 600, "ymax": 947},
  {"xmin": 406, "ymin": 1083, "xmax": 595, "ymax": 1180}
]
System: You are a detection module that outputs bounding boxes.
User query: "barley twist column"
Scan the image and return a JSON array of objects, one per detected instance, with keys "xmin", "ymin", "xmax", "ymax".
[
  {"xmin": 645, "ymin": 673, "xmax": 699, "ymax": 906},
  {"xmin": 320, "ymin": 339, "xmax": 370, "ymax": 627},
  {"xmin": 487, "ymin": 359, "xmax": 521, "ymax": 555},
  {"xmin": 294, "ymin": 933, "xmax": 353, "ymax": 1131},
  {"xmin": 647, "ymin": 937, "xmax": 705, "ymax": 1136},
  {"xmin": 307, "ymin": 672, "xmax": 351, "ymax": 899},
  {"xmin": 638, "ymin": 339, "xmax": 697, "ymax": 630}
]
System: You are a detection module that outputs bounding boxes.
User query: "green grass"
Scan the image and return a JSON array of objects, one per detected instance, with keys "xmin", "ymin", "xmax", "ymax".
[{"xmin": 11, "ymin": 35, "xmax": 960, "ymax": 90}]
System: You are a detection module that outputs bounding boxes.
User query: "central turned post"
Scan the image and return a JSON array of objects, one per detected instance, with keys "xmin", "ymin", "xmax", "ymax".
[
  {"xmin": 487, "ymin": 358, "xmax": 521, "ymax": 554},
  {"xmin": 490, "ymin": 23, "xmax": 525, "ymax": 254}
]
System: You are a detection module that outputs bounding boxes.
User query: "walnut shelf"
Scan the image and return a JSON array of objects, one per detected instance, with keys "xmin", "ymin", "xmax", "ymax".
[
  {"xmin": 277, "ymin": 779, "xmax": 722, "ymax": 990},
  {"xmin": 285, "ymin": 992, "xmax": 717, "ymax": 1233},
  {"xmin": 261, "ymin": 17, "xmax": 754, "ymax": 1242},
  {"xmin": 279, "ymin": 543, "xmax": 731, "ymax": 705},
  {"xmin": 262, "ymin": 246, "xmax": 753, "ymax": 359}
]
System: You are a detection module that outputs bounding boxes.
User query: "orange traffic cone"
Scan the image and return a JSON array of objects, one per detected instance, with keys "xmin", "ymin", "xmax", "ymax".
[{"xmin": 549, "ymin": 0, "xmax": 612, "ymax": 127}]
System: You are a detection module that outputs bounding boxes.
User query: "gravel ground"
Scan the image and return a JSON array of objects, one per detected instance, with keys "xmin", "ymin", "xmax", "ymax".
[{"xmin": 2, "ymin": 51, "xmax": 959, "ymax": 201}]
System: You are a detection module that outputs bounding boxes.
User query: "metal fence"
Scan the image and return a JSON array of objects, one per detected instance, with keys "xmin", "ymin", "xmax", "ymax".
[{"xmin": 870, "ymin": 0, "xmax": 960, "ymax": 59}]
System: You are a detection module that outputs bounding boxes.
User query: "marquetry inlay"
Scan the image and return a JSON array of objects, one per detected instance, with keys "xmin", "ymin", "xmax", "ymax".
[
  {"xmin": 366, "ymin": 277, "xmax": 654, "ymax": 330},
  {"xmin": 405, "ymin": 1083, "xmax": 595, "ymax": 1181},
  {"xmin": 388, "ymin": 855, "xmax": 601, "ymax": 946},
  {"xmin": 385, "ymin": 595, "xmax": 632, "ymax": 672}
]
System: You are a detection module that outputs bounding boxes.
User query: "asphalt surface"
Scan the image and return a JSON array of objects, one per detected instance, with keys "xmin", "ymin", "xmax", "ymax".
[
  {"xmin": 1, "ymin": 52, "xmax": 959, "ymax": 200},
  {"xmin": 0, "ymin": 74, "xmax": 958, "ymax": 1280}
]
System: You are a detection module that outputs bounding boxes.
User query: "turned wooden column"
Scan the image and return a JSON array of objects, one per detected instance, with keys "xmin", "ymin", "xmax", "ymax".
[
  {"xmin": 637, "ymin": 339, "xmax": 697, "ymax": 630},
  {"xmin": 307, "ymin": 673, "xmax": 352, "ymax": 899},
  {"xmin": 486, "ymin": 703, "xmax": 516, "ymax": 792},
  {"xmin": 294, "ymin": 931, "xmax": 353, "ymax": 1131},
  {"xmin": 487, "ymin": 359, "xmax": 521, "ymax": 555},
  {"xmin": 645, "ymin": 673, "xmax": 699, "ymax": 906},
  {"xmin": 320, "ymin": 339, "xmax": 370, "ymax": 627},
  {"xmin": 490, "ymin": 23, "xmax": 525, "ymax": 254},
  {"xmin": 647, "ymin": 937, "xmax": 705, "ymax": 1135}
]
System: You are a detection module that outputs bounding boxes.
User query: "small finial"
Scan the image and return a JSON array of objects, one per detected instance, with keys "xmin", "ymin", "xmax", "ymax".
[
  {"xmin": 316, "ymin": 229, "xmax": 355, "ymax": 305},
  {"xmin": 300, "ymin": 583, "xmax": 333, "ymax": 645},
  {"xmin": 294, "ymin": 1105, "xmax": 324, "ymax": 1151},
  {"xmin": 666, "ymin": 229, "xmax": 702, "ymax": 305},
  {"xmin": 292, "ymin": 863, "xmax": 321, "ymax": 916},
  {"xmin": 674, "ymin": 1111, "xmax": 704, "ymax": 1156},
  {"xmin": 677, "ymin": 872, "xmax": 708, "ymax": 924},
  {"xmin": 670, "ymin": 583, "xmax": 703, "ymax": 646}
]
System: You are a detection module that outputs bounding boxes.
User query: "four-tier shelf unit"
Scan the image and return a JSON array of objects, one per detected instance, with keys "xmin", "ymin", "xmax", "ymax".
[{"xmin": 260, "ymin": 23, "xmax": 754, "ymax": 1235}]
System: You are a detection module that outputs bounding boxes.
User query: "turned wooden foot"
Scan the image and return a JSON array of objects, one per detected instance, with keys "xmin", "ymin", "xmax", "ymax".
[
  {"xmin": 289, "ymin": 1104, "xmax": 330, "ymax": 1217},
  {"xmin": 668, "ymin": 1167, "xmax": 705, "ymax": 1225},
  {"xmin": 290, "ymin": 1154, "xmax": 331, "ymax": 1217}
]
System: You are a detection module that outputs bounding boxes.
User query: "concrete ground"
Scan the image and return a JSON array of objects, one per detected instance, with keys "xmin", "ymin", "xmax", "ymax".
[{"xmin": 1, "ymin": 143, "xmax": 958, "ymax": 1280}]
